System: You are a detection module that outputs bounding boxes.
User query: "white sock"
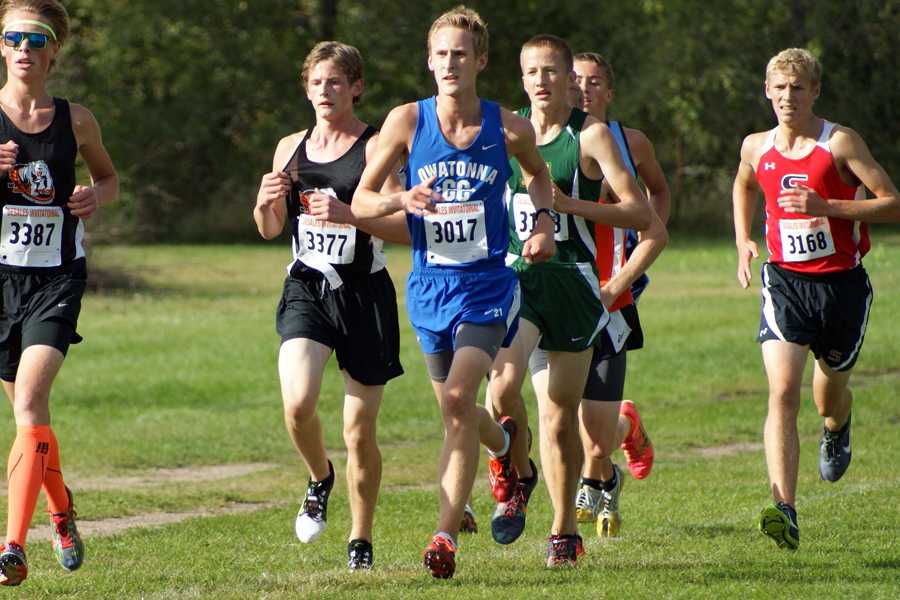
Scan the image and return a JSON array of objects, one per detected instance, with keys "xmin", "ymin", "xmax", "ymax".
[{"xmin": 488, "ymin": 427, "xmax": 510, "ymax": 458}]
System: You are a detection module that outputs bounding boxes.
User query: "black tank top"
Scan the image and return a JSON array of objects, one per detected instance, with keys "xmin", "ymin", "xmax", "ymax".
[
  {"xmin": 0, "ymin": 98, "xmax": 80, "ymax": 274},
  {"xmin": 283, "ymin": 125, "xmax": 381, "ymax": 280}
]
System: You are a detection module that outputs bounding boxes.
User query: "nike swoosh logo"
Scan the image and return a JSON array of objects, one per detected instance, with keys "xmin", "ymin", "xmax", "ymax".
[
  {"xmin": 571, "ymin": 336, "xmax": 585, "ymax": 342},
  {"xmin": 57, "ymin": 303, "xmax": 68, "ymax": 308},
  {"xmin": 481, "ymin": 144, "xmax": 497, "ymax": 151}
]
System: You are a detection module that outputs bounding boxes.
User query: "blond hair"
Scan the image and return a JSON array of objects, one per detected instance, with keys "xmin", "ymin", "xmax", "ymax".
[
  {"xmin": 427, "ymin": 5, "xmax": 488, "ymax": 57},
  {"xmin": 0, "ymin": 0, "xmax": 68, "ymax": 45},
  {"xmin": 765, "ymin": 48, "xmax": 821, "ymax": 85},
  {"xmin": 301, "ymin": 41, "xmax": 364, "ymax": 104}
]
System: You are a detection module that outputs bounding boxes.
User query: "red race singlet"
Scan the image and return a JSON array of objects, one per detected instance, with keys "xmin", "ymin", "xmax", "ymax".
[{"xmin": 755, "ymin": 121, "xmax": 868, "ymax": 274}]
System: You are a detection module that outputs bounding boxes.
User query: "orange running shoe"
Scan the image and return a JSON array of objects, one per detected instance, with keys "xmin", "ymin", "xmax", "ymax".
[
  {"xmin": 620, "ymin": 400, "xmax": 654, "ymax": 479},
  {"xmin": 423, "ymin": 534, "xmax": 456, "ymax": 579},
  {"xmin": 487, "ymin": 417, "xmax": 518, "ymax": 502}
]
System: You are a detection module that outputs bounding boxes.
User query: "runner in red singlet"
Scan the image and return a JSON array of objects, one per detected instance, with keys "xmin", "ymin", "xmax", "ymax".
[{"xmin": 732, "ymin": 48, "xmax": 900, "ymax": 550}]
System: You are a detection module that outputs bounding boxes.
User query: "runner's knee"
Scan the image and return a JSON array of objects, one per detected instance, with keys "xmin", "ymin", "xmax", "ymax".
[
  {"xmin": 343, "ymin": 418, "xmax": 377, "ymax": 453},
  {"xmin": 12, "ymin": 389, "xmax": 50, "ymax": 423},
  {"xmin": 441, "ymin": 386, "xmax": 475, "ymax": 424},
  {"xmin": 282, "ymin": 389, "xmax": 318, "ymax": 424}
]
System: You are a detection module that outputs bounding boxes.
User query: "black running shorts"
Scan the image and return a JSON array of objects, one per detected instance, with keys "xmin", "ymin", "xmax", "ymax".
[
  {"xmin": 758, "ymin": 262, "xmax": 872, "ymax": 371},
  {"xmin": 0, "ymin": 262, "xmax": 86, "ymax": 381},
  {"xmin": 276, "ymin": 268, "xmax": 403, "ymax": 386}
]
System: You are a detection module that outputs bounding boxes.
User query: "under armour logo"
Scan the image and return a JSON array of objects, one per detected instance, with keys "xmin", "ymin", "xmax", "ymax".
[
  {"xmin": 35, "ymin": 442, "xmax": 49, "ymax": 455},
  {"xmin": 764, "ymin": 162, "xmax": 776, "ymax": 171}
]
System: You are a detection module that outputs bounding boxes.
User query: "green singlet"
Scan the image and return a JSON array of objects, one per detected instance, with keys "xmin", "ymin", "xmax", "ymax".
[
  {"xmin": 507, "ymin": 107, "xmax": 603, "ymax": 268},
  {"xmin": 506, "ymin": 107, "xmax": 607, "ymax": 352}
]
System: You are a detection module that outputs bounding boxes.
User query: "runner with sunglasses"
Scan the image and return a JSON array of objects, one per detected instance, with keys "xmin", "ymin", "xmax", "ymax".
[
  {"xmin": 254, "ymin": 41, "xmax": 409, "ymax": 571},
  {"xmin": 0, "ymin": 0, "xmax": 118, "ymax": 586}
]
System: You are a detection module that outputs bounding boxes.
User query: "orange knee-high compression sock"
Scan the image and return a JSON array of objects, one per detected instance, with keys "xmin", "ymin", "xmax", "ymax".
[
  {"xmin": 6, "ymin": 425, "xmax": 52, "ymax": 547},
  {"xmin": 42, "ymin": 428, "xmax": 69, "ymax": 515}
]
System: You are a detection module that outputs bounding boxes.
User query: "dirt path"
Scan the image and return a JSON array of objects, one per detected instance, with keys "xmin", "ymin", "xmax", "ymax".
[
  {"xmin": 25, "ymin": 501, "xmax": 282, "ymax": 541},
  {"xmin": 0, "ymin": 462, "xmax": 279, "ymax": 495}
]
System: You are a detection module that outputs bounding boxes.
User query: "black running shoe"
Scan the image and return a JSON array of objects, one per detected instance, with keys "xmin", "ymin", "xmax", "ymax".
[
  {"xmin": 348, "ymin": 538, "xmax": 373, "ymax": 570},
  {"xmin": 295, "ymin": 460, "xmax": 335, "ymax": 543},
  {"xmin": 819, "ymin": 414, "xmax": 851, "ymax": 482}
]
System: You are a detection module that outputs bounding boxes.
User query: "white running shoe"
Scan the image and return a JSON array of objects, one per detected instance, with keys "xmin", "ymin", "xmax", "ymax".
[{"xmin": 295, "ymin": 461, "xmax": 334, "ymax": 543}]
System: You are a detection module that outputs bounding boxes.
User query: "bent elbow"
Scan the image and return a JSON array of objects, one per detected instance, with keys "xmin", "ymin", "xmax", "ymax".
[{"xmin": 635, "ymin": 207, "xmax": 652, "ymax": 231}]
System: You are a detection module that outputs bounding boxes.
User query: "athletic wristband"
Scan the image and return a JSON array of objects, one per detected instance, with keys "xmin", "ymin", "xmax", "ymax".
[{"xmin": 532, "ymin": 207, "xmax": 553, "ymax": 229}]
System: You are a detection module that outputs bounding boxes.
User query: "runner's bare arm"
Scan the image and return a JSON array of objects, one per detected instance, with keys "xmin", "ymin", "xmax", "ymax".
[
  {"xmin": 353, "ymin": 104, "xmax": 436, "ymax": 219},
  {"xmin": 629, "ymin": 128, "xmax": 672, "ymax": 224},
  {"xmin": 556, "ymin": 119, "xmax": 650, "ymax": 230},
  {"xmin": 777, "ymin": 127, "xmax": 900, "ymax": 223},
  {"xmin": 503, "ymin": 108, "xmax": 555, "ymax": 263},
  {"xmin": 69, "ymin": 103, "xmax": 118, "ymax": 218},
  {"xmin": 603, "ymin": 207, "xmax": 668, "ymax": 304},
  {"xmin": 354, "ymin": 134, "xmax": 411, "ymax": 244},
  {"xmin": 733, "ymin": 133, "xmax": 764, "ymax": 288},
  {"xmin": 254, "ymin": 133, "xmax": 300, "ymax": 239}
]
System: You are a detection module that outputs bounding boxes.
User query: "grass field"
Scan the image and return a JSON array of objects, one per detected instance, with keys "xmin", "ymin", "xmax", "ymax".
[{"xmin": 2, "ymin": 235, "xmax": 899, "ymax": 599}]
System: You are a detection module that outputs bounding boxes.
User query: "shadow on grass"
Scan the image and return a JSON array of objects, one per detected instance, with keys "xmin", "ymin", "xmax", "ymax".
[
  {"xmin": 864, "ymin": 559, "xmax": 900, "ymax": 570},
  {"xmin": 677, "ymin": 523, "xmax": 745, "ymax": 538},
  {"xmin": 86, "ymin": 262, "xmax": 150, "ymax": 294}
]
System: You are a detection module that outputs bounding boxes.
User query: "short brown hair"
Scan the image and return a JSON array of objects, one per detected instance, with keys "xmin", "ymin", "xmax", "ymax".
[
  {"xmin": 427, "ymin": 5, "xmax": 489, "ymax": 57},
  {"xmin": 0, "ymin": 0, "xmax": 69, "ymax": 45},
  {"xmin": 301, "ymin": 41, "xmax": 364, "ymax": 104},
  {"xmin": 765, "ymin": 48, "xmax": 821, "ymax": 85},
  {"xmin": 574, "ymin": 52, "xmax": 615, "ymax": 89},
  {"xmin": 521, "ymin": 34, "xmax": 573, "ymax": 72}
]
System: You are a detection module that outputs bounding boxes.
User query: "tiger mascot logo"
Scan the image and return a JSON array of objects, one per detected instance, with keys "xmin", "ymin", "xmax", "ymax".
[{"xmin": 8, "ymin": 161, "xmax": 55, "ymax": 204}]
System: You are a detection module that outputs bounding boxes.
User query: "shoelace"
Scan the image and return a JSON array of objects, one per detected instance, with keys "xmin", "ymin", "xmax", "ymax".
[
  {"xmin": 303, "ymin": 495, "xmax": 323, "ymax": 519},
  {"xmin": 626, "ymin": 426, "xmax": 649, "ymax": 455},
  {"xmin": 349, "ymin": 547, "xmax": 372, "ymax": 567},
  {"xmin": 575, "ymin": 489, "xmax": 590, "ymax": 511},
  {"xmin": 822, "ymin": 431, "xmax": 840, "ymax": 461},
  {"xmin": 502, "ymin": 484, "xmax": 528, "ymax": 518},
  {"xmin": 600, "ymin": 487, "xmax": 617, "ymax": 512},
  {"xmin": 52, "ymin": 512, "xmax": 76, "ymax": 547},
  {"xmin": 430, "ymin": 536, "xmax": 455, "ymax": 555},
  {"xmin": 548, "ymin": 536, "xmax": 575, "ymax": 560},
  {"xmin": 490, "ymin": 456, "xmax": 513, "ymax": 482}
]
